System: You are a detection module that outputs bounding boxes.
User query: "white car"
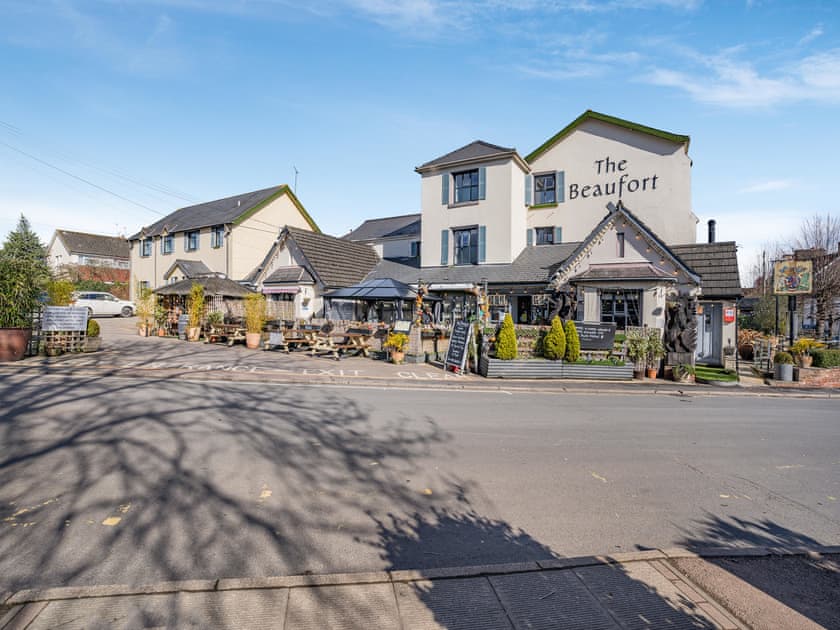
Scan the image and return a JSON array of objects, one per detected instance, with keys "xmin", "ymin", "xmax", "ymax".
[{"xmin": 71, "ymin": 292, "xmax": 135, "ymax": 318}]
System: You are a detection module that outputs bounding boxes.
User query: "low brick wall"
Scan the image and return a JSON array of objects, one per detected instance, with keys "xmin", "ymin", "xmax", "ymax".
[{"xmin": 796, "ymin": 366, "xmax": 840, "ymax": 387}]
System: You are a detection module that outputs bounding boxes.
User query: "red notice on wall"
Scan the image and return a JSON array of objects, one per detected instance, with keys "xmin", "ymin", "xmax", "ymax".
[{"xmin": 724, "ymin": 307, "xmax": 736, "ymax": 323}]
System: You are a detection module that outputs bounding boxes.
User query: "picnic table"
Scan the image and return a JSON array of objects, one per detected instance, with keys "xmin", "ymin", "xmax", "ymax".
[
  {"xmin": 264, "ymin": 326, "xmax": 373, "ymax": 360},
  {"xmin": 206, "ymin": 323, "xmax": 247, "ymax": 346}
]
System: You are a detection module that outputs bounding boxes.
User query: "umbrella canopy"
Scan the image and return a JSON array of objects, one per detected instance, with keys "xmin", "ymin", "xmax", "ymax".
[
  {"xmin": 153, "ymin": 276, "xmax": 256, "ymax": 298},
  {"xmin": 323, "ymin": 278, "xmax": 439, "ymax": 301}
]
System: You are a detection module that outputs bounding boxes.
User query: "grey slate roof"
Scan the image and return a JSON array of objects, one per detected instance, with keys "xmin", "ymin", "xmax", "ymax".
[
  {"xmin": 368, "ymin": 243, "xmax": 580, "ymax": 286},
  {"xmin": 285, "ymin": 226, "xmax": 380, "ymax": 288},
  {"xmin": 671, "ymin": 241, "xmax": 743, "ymax": 298},
  {"xmin": 416, "ymin": 140, "xmax": 517, "ymax": 171},
  {"xmin": 572, "ymin": 263, "xmax": 676, "ymax": 282},
  {"xmin": 344, "ymin": 214, "xmax": 421, "ymax": 242},
  {"xmin": 57, "ymin": 230, "xmax": 129, "ymax": 259},
  {"xmin": 263, "ymin": 266, "xmax": 315, "ymax": 284},
  {"xmin": 154, "ymin": 276, "xmax": 255, "ymax": 297},
  {"xmin": 164, "ymin": 259, "xmax": 212, "ymax": 279},
  {"xmin": 130, "ymin": 185, "xmax": 287, "ymax": 239}
]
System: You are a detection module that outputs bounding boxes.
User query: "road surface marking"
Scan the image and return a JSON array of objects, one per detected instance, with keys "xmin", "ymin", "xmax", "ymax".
[
  {"xmin": 591, "ymin": 472, "xmax": 608, "ymax": 483},
  {"xmin": 102, "ymin": 517, "xmax": 121, "ymax": 526}
]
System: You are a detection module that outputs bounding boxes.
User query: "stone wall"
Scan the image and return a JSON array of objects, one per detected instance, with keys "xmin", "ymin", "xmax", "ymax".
[{"xmin": 795, "ymin": 366, "xmax": 840, "ymax": 387}]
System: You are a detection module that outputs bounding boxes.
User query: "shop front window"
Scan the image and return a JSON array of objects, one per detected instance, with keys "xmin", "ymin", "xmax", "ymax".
[{"xmin": 600, "ymin": 290, "xmax": 641, "ymax": 330}]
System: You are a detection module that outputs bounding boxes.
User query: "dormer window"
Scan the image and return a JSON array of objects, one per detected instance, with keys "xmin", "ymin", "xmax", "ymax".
[{"xmin": 454, "ymin": 169, "xmax": 480, "ymax": 203}]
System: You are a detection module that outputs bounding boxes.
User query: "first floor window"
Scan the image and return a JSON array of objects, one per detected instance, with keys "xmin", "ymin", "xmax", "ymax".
[
  {"xmin": 141, "ymin": 238, "xmax": 152, "ymax": 257},
  {"xmin": 535, "ymin": 227, "xmax": 554, "ymax": 245},
  {"xmin": 453, "ymin": 227, "xmax": 478, "ymax": 265},
  {"xmin": 185, "ymin": 230, "xmax": 200, "ymax": 252},
  {"xmin": 600, "ymin": 290, "xmax": 641, "ymax": 329},
  {"xmin": 410, "ymin": 240, "xmax": 420, "ymax": 257},
  {"xmin": 454, "ymin": 169, "xmax": 479, "ymax": 203},
  {"xmin": 211, "ymin": 225, "xmax": 224, "ymax": 248},
  {"xmin": 161, "ymin": 234, "xmax": 173, "ymax": 255},
  {"xmin": 534, "ymin": 173, "xmax": 556, "ymax": 205}
]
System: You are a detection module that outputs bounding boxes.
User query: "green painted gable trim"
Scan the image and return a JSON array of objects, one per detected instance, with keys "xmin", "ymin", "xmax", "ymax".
[
  {"xmin": 232, "ymin": 185, "xmax": 321, "ymax": 233},
  {"xmin": 525, "ymin": 110, "xmax": 690, "ymax": 163}
]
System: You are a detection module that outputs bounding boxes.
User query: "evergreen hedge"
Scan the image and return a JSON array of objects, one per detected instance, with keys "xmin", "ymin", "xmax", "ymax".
[
  {"xmin": 564, "ymin": 320, "xmax": 581, "ymax": 362},
  {"xmin": 812, "ymin": 349, "xmax": 840, "ymax": 368},
  {"xmin": 495, "ymin": 313, "xmax": 518, "ymax": 360},
  {"xmin": 542, "ymin": 316, "xmax": 566, "ymax": 360}
]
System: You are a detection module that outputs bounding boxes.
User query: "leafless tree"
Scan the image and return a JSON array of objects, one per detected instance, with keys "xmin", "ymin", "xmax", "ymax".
[{"xmin": 790, "ymin": 213, "xmax": 840, "ymax": 336}]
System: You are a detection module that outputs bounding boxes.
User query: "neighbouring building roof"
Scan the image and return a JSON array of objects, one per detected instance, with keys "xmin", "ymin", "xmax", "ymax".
[
  {"xmin": 263, "ymin": 266, "xmax": 315, "ymax": 285},
  {"xmin": 164, "ymin": 259, "xmax": 212, "ymax": 280},
  {"xmin": 323, "ymin": 278, "xmax": 435, "ymax": 301},
  {"xmin": 670, "ymin": 241, "xmax": 743, "ymax": 298},
  {"xmin": 368, "ymin": 242, "xmax": 580, "ymax": 287},
  {"xmin": 154, "ymin": 276, "xmax": 255, "ymax": 297},
  {"xmin": 416, "ymin": 140, "xmax": 519, "ymax": 172},
  {"xmin": 56, "ymin": 230, "xmax": 129, "ymax": 259},
  {"xmin": 526, "ymin": 110, "xmax": 690, "ymax": 163},
  {"xmin": 129, "ymin": 185, "xmax": 319, "ymax": 239},
  {"xmin": 344, "ymin": 214, "xmax": 421, "ymax": 242}
]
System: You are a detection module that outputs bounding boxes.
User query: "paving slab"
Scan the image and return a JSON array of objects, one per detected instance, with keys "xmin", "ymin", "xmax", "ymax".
[
  {"xmin": 395, "ymin": 577, "xmax": 513, "ymax": 630},
  {"xmin": 489, "ymin": 569, "xmax": 618, "ymax": 630},
  {"xmin": 26, "ymin": 590, "xmax": 288, "ymax": 630},
  {"xmin": 284, "ymin": 582, "xmax": 401, "ymax": 630}
]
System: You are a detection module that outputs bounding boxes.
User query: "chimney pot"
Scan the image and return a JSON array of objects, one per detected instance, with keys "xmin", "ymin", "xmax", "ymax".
[{"xmin": 708, "ymin": 219, "xmax": 716, "ymax": 243}]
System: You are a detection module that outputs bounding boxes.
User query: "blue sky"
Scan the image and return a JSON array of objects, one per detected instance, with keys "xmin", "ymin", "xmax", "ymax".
[{"xmin": 2, "ymin": 0, "xmax": 838, "ymax": 283}]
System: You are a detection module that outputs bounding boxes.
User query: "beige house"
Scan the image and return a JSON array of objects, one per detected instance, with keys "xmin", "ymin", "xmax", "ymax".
[
  {"xmin": 47, "ymin": 230, "xmax": 130, "ymax": 271},
  {"xmin": 128, "ymin": 185, "xmax": 319, "ymax": 299}
]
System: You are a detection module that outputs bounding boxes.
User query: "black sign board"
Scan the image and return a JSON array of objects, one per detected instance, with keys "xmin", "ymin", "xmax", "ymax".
[
  {"xmin": 42, "ymin": 306, "xmax": 88, "ymax": 332},
  {"xmin": 445, "ymin": 320, "xmax": 472, "ymax": 372},
  {"xmin": 177, "ymin": 314, "xmax": 190, "ymax": 340},
  {"xmin": 393, "ymin": 320, "xmax": 412, "ymax": 334},
  {"xmin": 574, "ymin": 322, "xmax": 616, "ymax": 350}
]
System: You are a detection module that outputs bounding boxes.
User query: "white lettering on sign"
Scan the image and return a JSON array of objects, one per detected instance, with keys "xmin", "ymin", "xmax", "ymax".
[{"xmin": 568, "ymin": 157, "xmax": 659, "ymax": 201}]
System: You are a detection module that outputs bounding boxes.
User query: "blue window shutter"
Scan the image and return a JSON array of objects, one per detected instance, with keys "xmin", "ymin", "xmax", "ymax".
[
  {"xmin": 526, "ymin": 229, "xmax": 533, "ymax": 247},
  {"xmin": 556, "ymin": 171, "xmax": 565, "ymax": 203},
  {"xmin": 478, "ymin": 167, "xmax": 486, "ymax": 200},
  {"xmin": 441, "ymin": 173, "xmax": 449, "ymax": 205},
  {"xmin": 440, "ymin": 229, "xmax": 449, "ymax": 266},
  {"xmin": 525, "ymin": 174, "xmax": 532, "ymax": 206},
  {"xmin": 554, "ymin": 226, "xmax": 562, "ymax": 244},
  {"xmin": 184, "ymin": 233, "xmax": 189, "ymax": 250},
  {"xmin": 478, "ymin": 225, "xmax": 486, "ymax": 263}
]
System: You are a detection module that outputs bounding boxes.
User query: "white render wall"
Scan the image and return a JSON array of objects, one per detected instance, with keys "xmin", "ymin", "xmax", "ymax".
[{"xmin": 528, "ymin": 119, "xmax": 695, "ymax": 245}]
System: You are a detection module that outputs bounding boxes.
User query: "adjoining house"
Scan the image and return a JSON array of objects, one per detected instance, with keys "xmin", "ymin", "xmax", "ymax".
[
  {"xmin": 246, "ymin": 226, "xmax": 381, "ymax": 321},
  {"xmin": 47, "ymin": 229, "xmax": 130, "ymax": 282},
  {"xmin": 343, "ymin": 213, "xmax": 421, "ymax": 259},
  {"xmin": 128, "ymin": 185, "xmax": 319, "ymax": 299}
]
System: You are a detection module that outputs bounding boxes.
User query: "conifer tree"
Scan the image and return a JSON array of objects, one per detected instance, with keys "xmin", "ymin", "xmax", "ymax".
[
  {"xmin": 543, "ymin": 315, "xmax": 566, "ymax": 360},
  {"xmin": 495, "ymin": 312, "xmax": 518, "ymax": 360},
  {"xmin": 564, "ymin": 319, "xmax": 581, "ymax": 362},
  {"xmin": 0, "ymin": 215, "xmax": 49, "ymax": 283}
]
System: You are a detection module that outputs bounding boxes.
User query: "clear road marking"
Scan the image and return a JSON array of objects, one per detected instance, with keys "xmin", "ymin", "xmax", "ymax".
[
  {"xmin": 102, "ymin": 517, "xmax": 121, "ymax": 526},
  {"xmin": 259, "ymin": 485, "xmax": 272, "ymax": 502},
  {"xmin": 829, "ymin": 496, "xmax": 837, "ymax": 501},
  {"xmin": 719, "ymin": 494, "xmax": 730, "ymax": 498},
  {"xmin": 591, "ymin": 472, "xmax": 608, "ymax": 483},
  {"xmin": 776, "ymin": 464, "xmax": 805, "ymax": 470}
]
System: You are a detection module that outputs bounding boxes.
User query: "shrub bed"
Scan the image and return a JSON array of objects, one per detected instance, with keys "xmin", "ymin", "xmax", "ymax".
[{"xmin": 812, "ymin": 349, "xmax": 840, "ymax": 368}]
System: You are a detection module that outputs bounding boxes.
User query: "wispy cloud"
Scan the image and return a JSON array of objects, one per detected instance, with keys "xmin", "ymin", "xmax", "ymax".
[
  {"xmin": 738, "ymin": 179, "xmax": 795, "ymax": 194},
  {"xmin": 798, "ymin": 24, "xmax": 823, "ymax": 46}
]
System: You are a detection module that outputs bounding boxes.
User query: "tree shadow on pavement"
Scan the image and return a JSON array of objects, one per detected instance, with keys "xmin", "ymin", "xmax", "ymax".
[
  {"xmin": 675, "ymin": 512, "xmax": 840, "ymax": 629},
  {"xmin": 365, "ymin": 502, "xmax": 720, "ymax": 629}
]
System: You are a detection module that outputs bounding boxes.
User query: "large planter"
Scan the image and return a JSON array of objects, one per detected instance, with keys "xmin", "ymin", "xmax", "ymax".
[
  {"xmin": 798, "ymin": 355, "xmax": 813, "ymax": 368},
  {"xmin": 646, "ymin": 368, "xmax": 658, "ymax": 379},
  {"xmin": 245, "ymin": 332, "xmax": 262, "ymax": 349},
  {"xmin": 391, "ymin": 350, "xmax": 405, "ymax": 364},
  {"xmin": 0, "ymin": 328, "xmax": 31, "ymax": 361},
  {"xmin": 479, "ymin": 356, "xmax": 633, "ymax": 380},
  {"xmin": 83, "ymin": 336, "xmax": 101, "ymax": 352},
  {"xmin": 774, "ymin": 363, "xmax": 794, "ymax": 381},
  {"xmin": 187, "ymin": 327, "xmax": 201, "ymax": 342}
]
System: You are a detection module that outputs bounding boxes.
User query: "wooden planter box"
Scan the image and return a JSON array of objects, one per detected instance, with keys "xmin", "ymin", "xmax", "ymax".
[{"xmin": 479, "ymin": 356, "xmax": 633, "ymax": 380}]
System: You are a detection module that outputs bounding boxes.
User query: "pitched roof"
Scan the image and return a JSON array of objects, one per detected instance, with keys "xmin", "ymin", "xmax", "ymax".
[
  {"xmin": 416, "ymin": 140, "xmax": 519, "ymax": 172},
  {"xmin": 526, "ymin": 110, "xmax": 690, "ymax": 163},
  {"xmin": 344, "ymin": 214, "xmax": 421, "ymax": 242},
  {"xmin": 368, "ymin": 242, "xmax": 580, "ymax": 286},
  {"xmin": 56, "ymin": 230, "xmax": 129, "ymax": 259},
  {"xmin": 572, "ymin": 262, "xmax": 676, "ymax": 282},
  {"xmin": 671, "ymin": 241, "xmax": 743, "ymax": 298},
  {"xmin": 163, "ymin": 259, "xmax": 212, "ymax": 280},
  {"xmin": 284, "ymin": 226, "xmax": 380, "ymax": 288},
  {"xmin": 129, "ymin": 185, "xmax": 319, "ymax": 239},
  {"xmin": 153, "ymin": 276, "xmax": 255, "ymax": 297},
  {"xmin": 263, "ymin": 266, "xmax": 315, "ymax": 284}
]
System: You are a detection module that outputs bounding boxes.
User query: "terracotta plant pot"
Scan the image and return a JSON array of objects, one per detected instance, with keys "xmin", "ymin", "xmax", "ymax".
[
  {"xmin": 646, "ymin": 368, "xmax": 658, "ymax": 379},
  {"xmin": 157, "ymin": 328, "xmax": 166, "ymax": 337},
  {"xmin": 138, "ymin": 325, "xmax": 150, "ymax": 337},
  {"xmin": 245, "ymin": 332, "xmax": 262, "ymax": 349},
  {"xmin": 187, "ymin": 327, "xmax": 201, "ymax": 341},
  {"xmin": 391, "ymin": 350, "xmax": 405, "ymax": 364},
  {"xmin": 0, "ymin": 328, "xmax": 31, "ymax": 362},
  {"xmin": 798, "ymin": 355, "xmax": 813, "ymax": 368}
]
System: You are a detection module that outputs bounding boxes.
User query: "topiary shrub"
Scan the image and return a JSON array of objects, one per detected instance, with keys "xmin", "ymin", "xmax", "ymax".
[
  {"xmin": 494, "ymin": 313, "xmax": 518, "ymax": 360},
  {"xmin": 812, "ymin": 349, "xmax": 840, "ymax": 368},
  {"xmin": 564, "ymin": 319, "xmax": 580, "ymax": 362},
  {"xmin": 773, "ymin": 351, "xmax": 793, "ymax": 365},
  {"xmin": 86, "ymin": 318, "xmax": 100, "ymax": 338},
  {"xmin": 542, "ymin": 316, "xmax": 566, "ymax": 360}
]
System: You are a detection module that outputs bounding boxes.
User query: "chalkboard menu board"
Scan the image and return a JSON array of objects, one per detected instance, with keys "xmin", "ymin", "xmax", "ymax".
[
  {"xmin": 42, "ymin": 307, "xmax": 88, "ymax": 332},
  {"xmin": 177, "ymin": 314, "xmax": 190, "ymax": 340},
  {"xmin": 393, "ymin": 320, "xmax": 412, "ymax": 334},
  {"xmin": 445, "ymin": 320, "xmax": 472, "ymax": 372},
  {"xmin": 575, "ymin": 322, "xmax": 616, "ymax": 350}
]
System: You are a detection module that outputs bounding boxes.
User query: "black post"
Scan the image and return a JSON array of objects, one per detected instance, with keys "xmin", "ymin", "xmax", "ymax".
[
  {"xmin": 788, "ymin": 295, "xmax": 797, "ymax": 347},
  {"xmin": 775, "ymin": 295, "xmax": 779, "ymax": 339}
]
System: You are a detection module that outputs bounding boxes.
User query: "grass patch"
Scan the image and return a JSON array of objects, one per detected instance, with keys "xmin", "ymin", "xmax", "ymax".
[{"xmin": 695, "ymin": 366, "xmax": 739, "ymax": 382}]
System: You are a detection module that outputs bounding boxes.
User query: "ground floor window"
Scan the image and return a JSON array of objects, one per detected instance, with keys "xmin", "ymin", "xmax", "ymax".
[{"xmin": 600, "ymin": 289, "xmax": 641, "ymax": 329}]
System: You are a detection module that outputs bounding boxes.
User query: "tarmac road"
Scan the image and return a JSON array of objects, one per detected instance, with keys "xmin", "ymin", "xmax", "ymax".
[{"xmin": 1, "ymin": 371, "xmax": 838, "ymax": 593}]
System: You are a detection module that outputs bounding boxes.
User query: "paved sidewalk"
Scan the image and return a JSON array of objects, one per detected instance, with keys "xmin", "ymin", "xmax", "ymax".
[{"xmin": 4, "ymin": 548, "xmax": 839, "ymax": 629}]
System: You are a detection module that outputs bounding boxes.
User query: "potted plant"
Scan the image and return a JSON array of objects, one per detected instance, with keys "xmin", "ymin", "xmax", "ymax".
[
  {"xmin": 773, "ymin": 351, "xmax": 794, "ymax": 382},
  {"xmin": 154, "ymin": 304, "xmax": 168, "ymax": 337},
  {"xmin": 0, "ymin": 257, "xmax": 41, "ymax": 361},
  {"xmin": 646, "ymin": 329, "xmax": 665, "ymax": 379},
  {"xmin": 186, "ymin": 283, "xmax": 205, "ymax": 341},
  {"xmin": 384, "ymin": 331, "xmax": 408, "ymax": 364},
  {"xmin": 83, "ymin": 318, "xmax": 101, "ymax": 352},
  {"xmin": 672, "ymin": 363, "xmax": 695, "ymax": 383},
  {"xmin": 243, "ymin": 293, "xmax": 266, "ymax": 349},
  {"xmin": 625, "ymin": 329, "xmax": 648, "ymax": 378},
  {"xmin": 790, "ymin": 338, "xmax": 823, "ymax": 368},
  {"xmin": 135, "ymin": 284, "xmax": 155, "ymax": 337}
]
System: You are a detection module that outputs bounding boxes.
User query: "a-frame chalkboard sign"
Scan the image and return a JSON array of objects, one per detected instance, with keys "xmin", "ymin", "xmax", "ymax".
[{"xmin": 444, "ymin": 320, "xmax": 472, "ymax": 373}]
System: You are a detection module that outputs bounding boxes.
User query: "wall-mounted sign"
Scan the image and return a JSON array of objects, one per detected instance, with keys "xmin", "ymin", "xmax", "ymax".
[
  {"xmin": 568, "ymin": 156, "xmax": 660, "ymax": 201},
  {"xmin": 723, "ymin": 307, "xmax": 736, "ymax": 323},
  {"xmin": 773, "ymin": 260, "xmax": 813, "ymax": 295},
  {"xmin": 574, "ymin": 321, "xmax": 616, "ymax": 350}
]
